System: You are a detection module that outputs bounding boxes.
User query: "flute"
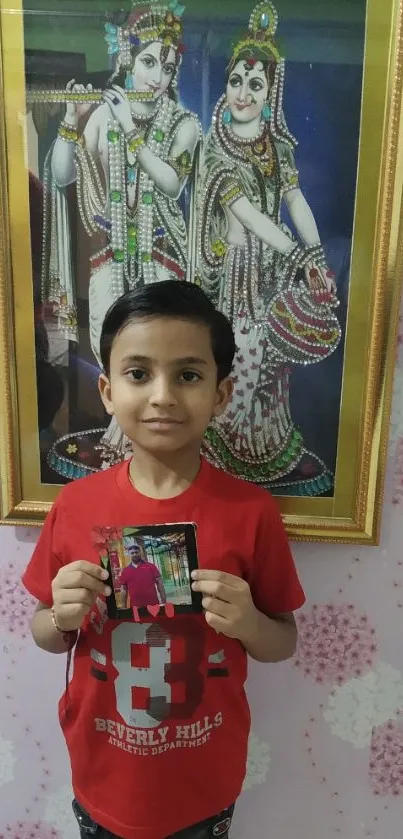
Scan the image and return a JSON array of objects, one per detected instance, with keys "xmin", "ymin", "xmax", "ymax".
[{"xmin": 26, "ymin": 88, "xmax": 154, "ymax": 104}]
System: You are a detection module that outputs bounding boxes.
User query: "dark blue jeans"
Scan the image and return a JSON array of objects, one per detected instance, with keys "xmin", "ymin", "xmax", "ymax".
[{"xmin": 73, "ymin": 799, "xmax": 235, "ymax": 839}]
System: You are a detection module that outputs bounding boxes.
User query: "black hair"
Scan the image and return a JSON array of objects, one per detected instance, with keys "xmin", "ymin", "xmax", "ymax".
[{"xmin": 100, "ymin": 280, "xmax": 236, "ymax": 382}]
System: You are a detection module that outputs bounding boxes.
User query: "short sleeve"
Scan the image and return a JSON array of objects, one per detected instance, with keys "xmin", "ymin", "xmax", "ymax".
[
  {"xmin": 21, "ymin": 496, "xmax": 66, "ymax": 606},
  {"xmin": 278, "ymin": 142, "xmax": 299, "ymax": 192},
  {"xmin": 250, "ymin": 495, "xmax": 305, "ymax": 616}
]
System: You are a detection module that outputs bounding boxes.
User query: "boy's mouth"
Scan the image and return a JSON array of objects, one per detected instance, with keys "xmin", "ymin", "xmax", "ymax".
[{"xmin": 143, "ymin": 417, "xmax": 183, "ymax": 426}]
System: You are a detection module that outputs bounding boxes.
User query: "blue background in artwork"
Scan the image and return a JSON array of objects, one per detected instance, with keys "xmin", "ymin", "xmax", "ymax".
[{"xmin": 177, "ymin": 33, "xmax": 363, "ymax": 475}]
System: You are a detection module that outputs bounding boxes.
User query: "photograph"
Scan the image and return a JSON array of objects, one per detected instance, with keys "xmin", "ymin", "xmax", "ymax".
[{"xmin": 93, "ymin": 522, "xmax": 201, "ymax": 618}]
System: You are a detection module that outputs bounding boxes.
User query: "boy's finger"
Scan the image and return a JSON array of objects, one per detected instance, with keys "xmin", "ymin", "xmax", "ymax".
[
  {"xmin": 72, "ymin": 561, "xmax": 109, "ymax": 580},
  {"xmin": 191, "ymin": 569, "xmax": 239, "ymax": 586},
  {"xmin": 192, "ymin": 580, "xmax": 232, "ymax": 602},
  {"xmin": 61, "ymin": 579, "xmax": 107, "ymax": 597},
  {"xmin": 58, "ymin": 588, "xmax": 95, "ymax": 607}
]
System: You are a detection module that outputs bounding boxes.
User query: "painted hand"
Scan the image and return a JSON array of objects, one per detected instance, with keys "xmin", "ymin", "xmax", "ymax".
[
  {"xmin": 102, "ymin": 85, "xmax": 133, "ymax": 135},
  {"xmin": 64, "ymin": 79, "xmax": 94, "ymax": 122},
  {"xmin": 191, "ymin": 570, "xmax": 259, "ymax": 643},
  {"xmin": 304, "ymin": 260, "xmax": 337, "ymax": 300}
]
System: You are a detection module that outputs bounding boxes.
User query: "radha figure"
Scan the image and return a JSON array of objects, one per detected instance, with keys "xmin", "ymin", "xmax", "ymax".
[
  {"xmin": 197, "ymin": 2, "xmax": 341, "ymax": 496},
  {"xmin": 42, "ymin": 1, "xmax": 201, "ymax": 477}
]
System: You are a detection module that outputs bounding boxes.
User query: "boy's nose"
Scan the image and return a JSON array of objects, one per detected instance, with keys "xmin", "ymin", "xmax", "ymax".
[{"xmin": 149, "ymin": 377, "xmax": 177, "ymax": 407}]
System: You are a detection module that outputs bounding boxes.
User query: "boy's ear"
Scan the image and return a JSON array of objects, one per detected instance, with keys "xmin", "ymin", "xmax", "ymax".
[
  {"xmin": 98, "ymin": 373, "xmax": 114, "ymax": 416},
  {"xmin": 213, "ymin": 376, "xmax": 233, "ymax": 418}
]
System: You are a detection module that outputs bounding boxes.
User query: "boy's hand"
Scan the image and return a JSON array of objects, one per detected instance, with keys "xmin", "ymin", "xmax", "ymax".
[
  {"xmin": 191, "ymin": 570, "xmax": 259, "ymax": 644},
  {"xmin": 51, "ymin": 561, "xmax": 111, "ymax": 632}
]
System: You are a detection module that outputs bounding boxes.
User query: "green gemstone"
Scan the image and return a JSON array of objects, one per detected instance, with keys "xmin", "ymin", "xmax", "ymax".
[
  {"xmin": 142, "ymin": 192, "xmax": 153, "ymax": 205},
  {"xmin": 127, "ymin": 228, "xmax": 137, "ymax": 254},
  {"xmin": 107, "ymin": 130, "xmax": 120, "ymax": 143},
  {"xmin": 141, "ymin": 252, "xmax": 152, "ymax": 263},
  {"xmin": 111, "ymin": 190, "xmax": 122, "ymax": 203},
  {"xmin": 113, "ymin": 249, "xmax": 124, "ymax": 262},
  {"xmin": 153, "ymin": 129, "xmax": 165, "ymax": 142}
]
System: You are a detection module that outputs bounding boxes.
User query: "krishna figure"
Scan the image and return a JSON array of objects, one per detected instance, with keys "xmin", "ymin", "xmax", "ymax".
[
  {"xmin": 43, "ymin": 1, "xmax": 201, "ymax": 478},
  {"xmin": 197, "ymin": 1, "xmax": 341, "ymax": 496}
]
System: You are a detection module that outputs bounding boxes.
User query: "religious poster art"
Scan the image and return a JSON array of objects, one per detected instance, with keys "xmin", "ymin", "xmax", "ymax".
[
  {"xmin": 93, "ymin": 523, "xmax": 201, "ymax": 618},
  {"xmin": 1, "ymin": 0, "xmax": 402, "ymax": 541},
  {"xmin": 31, "ymin": 0, "xmax": 347, "ymax": 498}
]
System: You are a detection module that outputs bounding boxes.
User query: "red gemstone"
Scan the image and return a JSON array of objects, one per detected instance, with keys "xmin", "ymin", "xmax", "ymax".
[{"xmin": 309, "ymin": 268, "xmax": 319, "ymax": 279}]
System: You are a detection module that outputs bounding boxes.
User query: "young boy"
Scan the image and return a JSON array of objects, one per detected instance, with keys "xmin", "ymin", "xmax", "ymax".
[{"xmin": 22, "ymin": 280, "xmax": 305, "ymax": 839}]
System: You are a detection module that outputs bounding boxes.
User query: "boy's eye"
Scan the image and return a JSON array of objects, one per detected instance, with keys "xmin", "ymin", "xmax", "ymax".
[
  {"xmin": 128, "ymin": 368, "xmax": 147, "ymax": 381},
  {"xmin": 180, "ymin": 371, "xmax": 201, "ymax": 383}
]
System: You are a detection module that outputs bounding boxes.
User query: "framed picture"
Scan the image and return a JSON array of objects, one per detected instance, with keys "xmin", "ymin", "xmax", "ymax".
[
  {"xmin": 0, "ymin": 0, "xmax": 402, "ymax": 543},
  {"xmin": 93, "ymin": 523, "xmax": 201, "ymax": 619}
]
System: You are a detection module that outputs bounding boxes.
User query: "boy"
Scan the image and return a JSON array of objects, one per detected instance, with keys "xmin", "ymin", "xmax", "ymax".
[{"xmin": 22, "ymin": 280, "xmax": 305, "ymax": 839}]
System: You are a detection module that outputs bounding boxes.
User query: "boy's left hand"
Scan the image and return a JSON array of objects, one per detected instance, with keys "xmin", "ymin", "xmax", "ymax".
[{"xmin": 191, "ymin": 570, "xmax": 259, "ymax": 643}]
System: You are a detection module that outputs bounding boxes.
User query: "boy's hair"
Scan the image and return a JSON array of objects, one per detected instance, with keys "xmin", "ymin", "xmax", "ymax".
[{"xmin": 100, "ymin": 280, "xmax": 236, "ymax": 382}]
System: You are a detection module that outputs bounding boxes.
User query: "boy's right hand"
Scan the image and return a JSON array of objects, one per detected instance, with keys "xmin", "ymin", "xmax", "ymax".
[{"xmin": 51, "ymin": 561, "xmax": 111, "ymax": 632}]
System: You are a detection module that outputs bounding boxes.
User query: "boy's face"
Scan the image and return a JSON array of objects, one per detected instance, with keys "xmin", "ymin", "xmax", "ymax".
[{"xmin": 99, "ymin": 316, "xmax": 232, "ymax": 456}]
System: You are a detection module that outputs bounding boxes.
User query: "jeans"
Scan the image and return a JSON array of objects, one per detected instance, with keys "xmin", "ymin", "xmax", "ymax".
[{"xmin": 72, "ymin": 799, "xmax": 235, "ymax": 839}]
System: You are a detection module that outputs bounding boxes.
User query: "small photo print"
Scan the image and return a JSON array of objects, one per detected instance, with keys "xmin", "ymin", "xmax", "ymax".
[{"xmin": 92, "ymin": 523, "xmax": 201, "ymax": 620}]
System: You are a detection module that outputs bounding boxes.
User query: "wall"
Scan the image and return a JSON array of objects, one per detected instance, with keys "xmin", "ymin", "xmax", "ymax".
[{"xmin": 0, "ymin": 319, "xmax": 402, "ymax": 839}]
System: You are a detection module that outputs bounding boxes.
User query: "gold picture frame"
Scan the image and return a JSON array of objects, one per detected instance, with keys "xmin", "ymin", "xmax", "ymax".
[{"xmin": 1, "ymin": 0, "xmax": 403, "ymax": 542}]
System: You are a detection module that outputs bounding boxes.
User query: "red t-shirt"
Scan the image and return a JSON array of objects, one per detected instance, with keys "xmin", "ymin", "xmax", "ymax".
[
  {"xmin": 120, "ymin": 562, "xmax": 161, "ymax": 607},
  {"xmin": 22, "ymin": 458, "xmax": 305, "ymax": 839}
]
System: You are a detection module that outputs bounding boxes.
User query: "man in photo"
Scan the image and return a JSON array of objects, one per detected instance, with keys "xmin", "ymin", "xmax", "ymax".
[{"xmin": 119, "ymin": 536, "xmax": 167, "ymax": 609}]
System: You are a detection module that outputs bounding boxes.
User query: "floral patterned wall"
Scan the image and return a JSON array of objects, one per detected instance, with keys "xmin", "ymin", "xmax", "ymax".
[{"xmin": 1, "ymin": 315, "xmax": 403, "ymax": 839}]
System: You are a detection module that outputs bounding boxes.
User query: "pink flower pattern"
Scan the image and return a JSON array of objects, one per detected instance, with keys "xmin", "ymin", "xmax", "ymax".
[
  {"xmin": 392, "ymin": 437, "xmax": 403, "ymax": 505},
  {"xmin": 0, "ymin": 561, "xmax": 36, "ymax": 639},
  {"xmin": 295, "ymin": 604, "xmax": 377, "ymax": 685},
  {"xmin": 369, "ymin": 717, "xmax": 403, "ymax": 796},
  {"xmin": 0, "ymin": 822, "xmax": 61, "ymax": 839}
]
